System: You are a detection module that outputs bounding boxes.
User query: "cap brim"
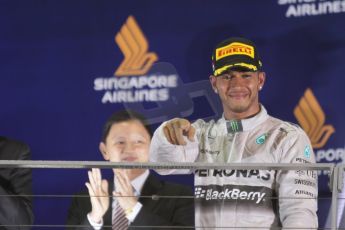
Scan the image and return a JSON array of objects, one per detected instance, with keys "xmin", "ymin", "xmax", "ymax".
[{"xmin": 214, "ymin": 63, "xmax": 258, "ymax": 76}]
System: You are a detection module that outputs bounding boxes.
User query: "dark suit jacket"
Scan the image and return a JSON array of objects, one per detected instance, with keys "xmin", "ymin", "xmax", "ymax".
[
  {"xmin": 0, "ymin": 136, "xmax": 33, "ymax": 229},
  {"xmin": 66, "ymin": 173, "xmax": 194, "ymax": 229}
]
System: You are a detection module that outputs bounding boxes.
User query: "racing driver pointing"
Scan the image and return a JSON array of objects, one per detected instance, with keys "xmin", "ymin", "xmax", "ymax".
[{"xmin": 149, "ymin": 37, "xmax": 318, "ymax": 229}]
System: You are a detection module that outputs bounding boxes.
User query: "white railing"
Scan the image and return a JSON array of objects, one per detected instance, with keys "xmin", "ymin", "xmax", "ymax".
[{"xmin": 0, "ymin": 160, "xmax": 342, "ymax": 229}]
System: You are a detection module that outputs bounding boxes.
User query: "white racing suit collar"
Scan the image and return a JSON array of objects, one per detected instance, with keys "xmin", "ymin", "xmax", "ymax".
[{"xmin": 220, "ymin": 105, "xmax": 268, "ymax": 133}]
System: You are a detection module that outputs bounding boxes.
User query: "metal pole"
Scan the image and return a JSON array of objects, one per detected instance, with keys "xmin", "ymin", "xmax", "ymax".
[{"xmin": 331, "ymin": 166, "xmax": 340, "ymax": 229}]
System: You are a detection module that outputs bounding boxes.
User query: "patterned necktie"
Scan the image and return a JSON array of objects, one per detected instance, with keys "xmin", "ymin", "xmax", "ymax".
[{"xmin": 112, "ymin": 201, "xmax": 128, "ymax": 230}]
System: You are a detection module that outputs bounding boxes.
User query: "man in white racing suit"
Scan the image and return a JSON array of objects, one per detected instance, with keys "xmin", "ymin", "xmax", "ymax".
[{"xmin": 149, "ymin": 37, "xmax": 318, "ymax": 229}]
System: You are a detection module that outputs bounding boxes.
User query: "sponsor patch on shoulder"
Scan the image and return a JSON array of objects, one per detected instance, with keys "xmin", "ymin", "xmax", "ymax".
[
  {"xmin": 304, "ymin": 145, "xmax": 311, "ymax": 159},
  {"xmin": 256, "ymin": 134, "xmax": 267, "ymax": 145}
]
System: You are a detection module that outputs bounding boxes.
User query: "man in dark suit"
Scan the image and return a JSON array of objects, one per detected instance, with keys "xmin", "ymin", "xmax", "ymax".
[
  {"xmin": 0, "ymin": 136, "xmax": 33, "ymax": 229},
  {"xmin": 66, "ymin": 110, "xmax": 194, "ymax": 229}
]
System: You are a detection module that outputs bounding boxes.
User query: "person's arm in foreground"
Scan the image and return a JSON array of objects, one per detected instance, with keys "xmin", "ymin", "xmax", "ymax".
[
  {"xmin": 149, "ymin": 118, "xmax": 200, "ymax": 175},
  {"xmin": 277, "ymin": 128, "xmax": 318, "ymax": 229},
  {"xmin": 0, "ymin": 142, "xmax": 33, "ymax": 228}
]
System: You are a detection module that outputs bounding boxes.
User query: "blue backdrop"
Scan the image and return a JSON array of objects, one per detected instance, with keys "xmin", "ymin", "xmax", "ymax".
[{"xmin": 1, "ymin": 0, "xmax": 344, "ymax": 228}]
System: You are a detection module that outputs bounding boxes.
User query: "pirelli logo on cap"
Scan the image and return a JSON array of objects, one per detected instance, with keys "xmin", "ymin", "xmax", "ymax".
[
  {"xmin": 215, "ymin": 42, "xmax": 254, "ymax": 61},
  {"xmin": 294, "ymin": 88, "xmax": 335, "ymax": 149}
]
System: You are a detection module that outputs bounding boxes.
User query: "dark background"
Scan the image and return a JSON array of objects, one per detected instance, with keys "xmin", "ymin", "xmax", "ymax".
[{"xmin": 1, "ymin": 0, "xmax": 344, "ymax": 228}]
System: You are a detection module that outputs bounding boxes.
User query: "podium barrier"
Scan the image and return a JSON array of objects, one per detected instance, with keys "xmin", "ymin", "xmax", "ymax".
[{"xmin": 0, "ymin": 160, "xmax": 340, "ymax": 229}]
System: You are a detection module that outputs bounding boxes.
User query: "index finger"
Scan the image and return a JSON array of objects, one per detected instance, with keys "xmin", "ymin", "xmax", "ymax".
[
  {"xmin": 172, "ymin": 122, "xmax": 187, "ymax": 145},
  {"xmin": 163, "ymin": 124, "xmax": 178, "ymax": 144},
  {"xmin": 92, "ymin": 168, "xmax": 102, "ymax": 185}
]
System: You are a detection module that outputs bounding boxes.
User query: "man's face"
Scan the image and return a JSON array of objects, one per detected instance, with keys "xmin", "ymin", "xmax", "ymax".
[
  {"xmin": 210, "ymin": 70, "xmax": 265, "ymax": 119},
  {"xmin": 99, "ymin": 120, "xmax": 150, "ymax": 178}
]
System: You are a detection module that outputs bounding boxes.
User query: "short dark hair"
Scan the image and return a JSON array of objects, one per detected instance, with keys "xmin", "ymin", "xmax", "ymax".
[{"xmin": 101, "ymin": 110, "xmax": 152, "ymax": 143}]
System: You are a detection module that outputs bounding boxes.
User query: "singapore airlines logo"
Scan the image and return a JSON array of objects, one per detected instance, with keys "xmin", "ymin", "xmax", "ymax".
[
  {"xmin": 114, "ymin": 16, "xmax": 158, "ymax": 76},
  {"xmin": 93, "ymin": 15, "xmax": 178, "ymax": 103},
  {"xmin": 277, "ymin": 0, "xmax": 345, "ymax": 18},
  {"xmin": 294, "ymin": 88, "xmax": 335, "ymax": 149}
]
